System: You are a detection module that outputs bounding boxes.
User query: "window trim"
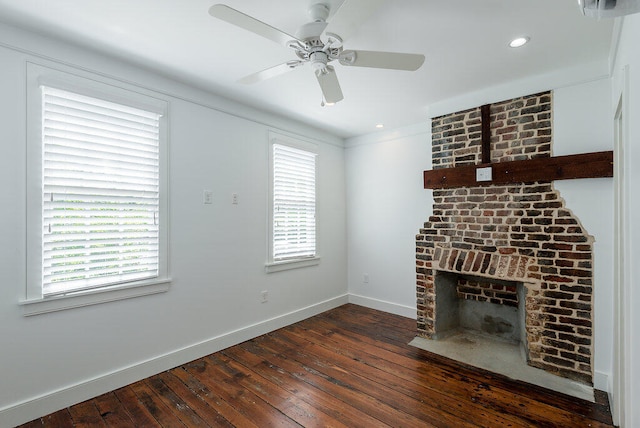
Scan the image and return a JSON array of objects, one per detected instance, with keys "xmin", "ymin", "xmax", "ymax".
[
  {"xmin": 266, "ymin": 131, "xmax": 320, "ymax": 273},
  {"xmin": 22, "ymin": 62, "xmax": 170, "ymax": 315},
  {"xmin": 20, "ymin": 279, "xmax": 171, "ymax": 317}
]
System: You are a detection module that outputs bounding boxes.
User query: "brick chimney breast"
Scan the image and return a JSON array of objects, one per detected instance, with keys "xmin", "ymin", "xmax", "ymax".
[{"xmin": 416, "ymin": 92, "xmax": 594, "ymax": 384}]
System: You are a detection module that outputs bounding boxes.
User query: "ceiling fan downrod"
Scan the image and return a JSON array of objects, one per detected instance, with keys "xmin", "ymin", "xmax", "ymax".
[{"xmin": 309, "ymin": 3, "xmax": 330, "ymax": 22}]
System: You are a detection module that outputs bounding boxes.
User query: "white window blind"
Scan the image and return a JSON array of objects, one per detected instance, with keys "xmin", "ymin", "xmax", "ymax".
[
  {"xmin": 272, "ymin": 143, "xmax": 317, "ymax": 261},
  {"xmin": 41, "ymin": 86, "xmax": 162, "ymax": 296}
]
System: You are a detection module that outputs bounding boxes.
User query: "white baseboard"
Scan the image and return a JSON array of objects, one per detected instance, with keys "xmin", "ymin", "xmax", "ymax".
[
  {"xmin": 593, "ymin": 370, "xmax": 609, "ymax": 392},
  {"xmin": 0, "ymin": 294, "xmax": 349, "ymax": 428},
  {"xmin": 348, "ymin": 293, "xmax": 416, "ymax": 319}
]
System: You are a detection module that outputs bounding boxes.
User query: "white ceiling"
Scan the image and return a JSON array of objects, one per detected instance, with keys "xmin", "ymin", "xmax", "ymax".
[{"xmin": 0, "ymin": 0, "xmax": 614, "ymax": 138}]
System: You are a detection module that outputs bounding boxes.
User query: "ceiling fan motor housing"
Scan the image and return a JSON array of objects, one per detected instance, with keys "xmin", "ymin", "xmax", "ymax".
[{"xmin": 296, "ymin": 21, "xmax": 327, "ymax": 40}]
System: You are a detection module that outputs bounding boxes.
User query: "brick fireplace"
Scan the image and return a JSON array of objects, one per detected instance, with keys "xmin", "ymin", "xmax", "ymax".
[{"xmin": 416, "ymin": 92, "xmax": 594, "ymax": 384}]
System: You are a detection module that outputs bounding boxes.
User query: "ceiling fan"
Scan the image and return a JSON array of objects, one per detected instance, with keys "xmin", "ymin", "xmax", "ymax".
[{"xmin": 209, "ymin": 2, "xmax": 425, "ymax": 104}]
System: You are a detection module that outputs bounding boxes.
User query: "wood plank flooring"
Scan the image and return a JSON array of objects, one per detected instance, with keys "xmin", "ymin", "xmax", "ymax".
[{"xmin": 19, "ymin": 304, "xmax": 615, "ymax": 427}]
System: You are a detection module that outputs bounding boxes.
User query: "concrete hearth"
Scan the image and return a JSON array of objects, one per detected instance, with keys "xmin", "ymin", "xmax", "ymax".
[{"xmin": 409, "ymin": 333, "xmax": 594, "ymax": 401}]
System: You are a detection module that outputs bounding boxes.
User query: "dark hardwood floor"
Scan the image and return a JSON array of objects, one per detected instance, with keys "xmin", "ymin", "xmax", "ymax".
[{"xmin": 19, "ymin": 304, "xmax": 615, "ymax": 427}]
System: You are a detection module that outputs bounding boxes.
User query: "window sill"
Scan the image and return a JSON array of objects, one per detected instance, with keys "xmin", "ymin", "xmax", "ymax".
[
  {"xmin": 265, "ymin": 257, "xmax": 320, "ymax": 273},
  {"xmin": 19, "ymin": 278, "xmax": 171, "ymax": 316}
]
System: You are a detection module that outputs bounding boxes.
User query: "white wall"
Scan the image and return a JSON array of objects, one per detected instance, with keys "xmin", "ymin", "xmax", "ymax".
[
  {"xmin": 0, "ymin": 23, "xmax": 347, "ymax": 426},
  {"xmin": 345, "ymin": 124, "xmax": 432, "ymax": 318},
  {"xmin": 611, "ymin": 13, "xmax": 640, "ymax": 428},
  {"xmin": 553, "ymin": 78, "xmax": 614, "ymax": 392},
  {"xmin": 345, "ymin": 81, "xmax": 615, "ymax": 392}
]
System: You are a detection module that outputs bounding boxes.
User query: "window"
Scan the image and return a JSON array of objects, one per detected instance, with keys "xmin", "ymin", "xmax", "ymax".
[
  {"xmin": 24, "ymin": 64, "xmax": 169, "ymax": 314},
  {"xmin": 41, "ymin": 86, "xmax": 161, "ymax": 295},
  {"xmin": 267, "ymin": 134, "xmax": 319, "ymax": 272}
]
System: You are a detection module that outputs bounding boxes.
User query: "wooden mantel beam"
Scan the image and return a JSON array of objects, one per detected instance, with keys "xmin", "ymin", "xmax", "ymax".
[{"xmin": 423, "ymin": 151, "xmax": 613, "ymax": 189}]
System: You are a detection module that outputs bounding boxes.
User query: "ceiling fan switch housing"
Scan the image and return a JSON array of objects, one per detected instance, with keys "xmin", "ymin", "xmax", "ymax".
[{"xmin": 310, "ymin": 51, "xmax": 329, "ymax": 71}]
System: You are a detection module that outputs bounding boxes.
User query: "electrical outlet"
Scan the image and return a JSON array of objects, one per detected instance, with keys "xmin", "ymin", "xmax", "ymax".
[
  {"xmin": 261, "ymin": 290, "xmax": 268, "ymax": 303},
  {"xmin": 203, "ymin": 190, "xmax": 213, "ymax": 204},
  {"xmin": 363, "ymin": 273, "xmax": 369, "ymax": 283}
]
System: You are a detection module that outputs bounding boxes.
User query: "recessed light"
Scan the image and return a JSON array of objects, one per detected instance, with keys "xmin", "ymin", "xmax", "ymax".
[
  {"xmin": 375, "ymin": 124, "xmax": 384, "ymax": 129},
  {"xmin": 509, "ymin": 36, "xmax": 530, "ymax": 48}
]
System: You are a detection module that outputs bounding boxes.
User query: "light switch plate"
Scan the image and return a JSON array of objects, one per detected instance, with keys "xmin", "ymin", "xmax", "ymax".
[
  {"xmin": 203, "ymin": 190, "xmax": 213, "ymax": 204},
  {"xmin": 476, "ymin": 166, "xmax": 493, "ymax": 182}
]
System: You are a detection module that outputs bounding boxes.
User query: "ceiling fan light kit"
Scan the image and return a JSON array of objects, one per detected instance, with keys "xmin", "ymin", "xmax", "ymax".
[{"xmin": 209, "ymin": 2, "xmax": 425, "ymax": 104}]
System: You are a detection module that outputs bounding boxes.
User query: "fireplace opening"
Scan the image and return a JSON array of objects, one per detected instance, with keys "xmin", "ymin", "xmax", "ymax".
[{"xmin": 433, "ymin": 271, "xmax": 528, "ymax": 356}]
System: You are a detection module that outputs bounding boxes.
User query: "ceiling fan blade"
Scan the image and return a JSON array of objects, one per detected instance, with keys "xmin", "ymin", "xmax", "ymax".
[
  {"xmin": 209, "ymin": 4, "xmax": 300, "ymax": 47},
  {"xmin": 238, "ymin": 61, "xmax": 304, "ymax": 84},
  {"xmin": 339, "ymin": 50, "xmax": 425, "ymax": 71},
  {"xmin": 316, "ymin": 66, "xmax": 344, "ymax": 104}
]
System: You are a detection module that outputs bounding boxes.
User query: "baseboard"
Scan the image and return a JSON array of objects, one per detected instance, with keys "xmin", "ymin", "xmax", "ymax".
[
  {"xmin": 348, "ymin": 293, "xmax": 416, "ymax": 319},
  {"xmin": 593, "ymin": 370, "xmax": 609, "ymax": 393},
  {"xmin": 0, "ymin": 294, "xmax": 349, "ymax": 427}
]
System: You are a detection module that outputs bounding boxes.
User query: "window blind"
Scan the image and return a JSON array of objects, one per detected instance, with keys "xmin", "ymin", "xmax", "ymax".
[
  {"xmin": 41, "ymin": 86, "xmax": 162, "ymax": 296},
  {"xmin": 272, "ymin": 143, "xmax": 317, "ymax": 261}
]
